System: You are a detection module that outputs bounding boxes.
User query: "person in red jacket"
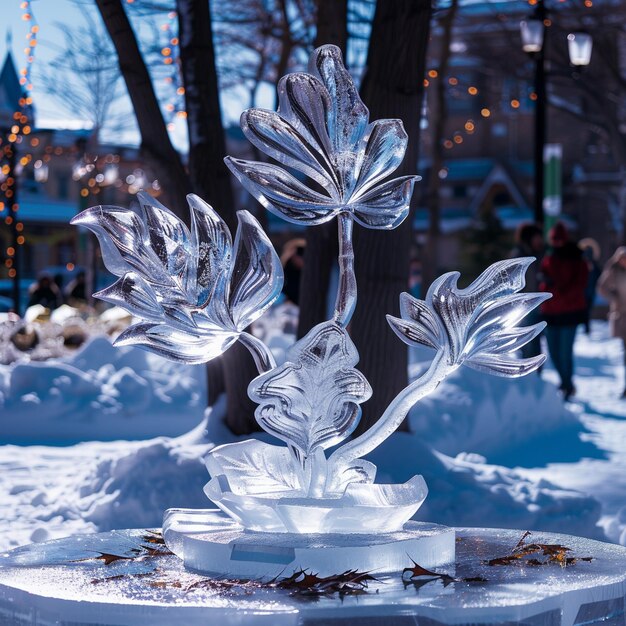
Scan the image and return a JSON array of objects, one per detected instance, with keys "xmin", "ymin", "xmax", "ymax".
[{"xmin": 539, "ymin": 221, "xmax": 588, "ymax": 399}]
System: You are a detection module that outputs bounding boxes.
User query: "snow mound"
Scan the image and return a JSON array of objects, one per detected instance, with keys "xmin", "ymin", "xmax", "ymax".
[
  {"xmin": 409, "ymin": 355, "xmax": 574, "ymax": 462},
  {"xmin": 0, "ymin": 335, "xmax": 206, "ymax": 444},
  {"xmin": 366, "ymin": 431, "xmax": 602, "ymax": 540}
]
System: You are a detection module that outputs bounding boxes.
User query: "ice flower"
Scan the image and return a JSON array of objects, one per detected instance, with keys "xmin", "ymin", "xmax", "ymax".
[
  {"xmin": 71, "ymin": 193, "xmax": 283, "ymax": 364},
  {"xmin": 387, "ymin": 257, "xmax": 550, "ymax": 376},
  {"xmin": 225, "ymin": 45, "xmax": 419, "ymax": 230}
]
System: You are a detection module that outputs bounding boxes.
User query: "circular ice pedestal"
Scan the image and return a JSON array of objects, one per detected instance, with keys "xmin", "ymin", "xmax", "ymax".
[
  {"xmin": 162, "ymin": 508, "xmax": 455, "ymax": 578},
  {"xmin": 2, "ymin": 527, "xmax": 626, "ymax": 626}
]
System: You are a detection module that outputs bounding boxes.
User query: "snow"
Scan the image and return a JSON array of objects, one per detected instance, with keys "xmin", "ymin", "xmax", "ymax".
[
  {"xmin": 0, "ymin": 313, "xmax": 624, "ymax": 556},
  {"xmin": 0, "ymin": 335, "xmax": 207, "ymax": 444}
]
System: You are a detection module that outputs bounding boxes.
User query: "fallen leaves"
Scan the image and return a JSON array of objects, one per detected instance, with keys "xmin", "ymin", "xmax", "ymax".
[
  {"xmin": 485, "ymin": 531, "xmax": 593, "ymax": 568},
  {"xmin": 80, "ymin": 530, "xmax": 173, "ymax": 568},
  {"xmin": 185, "ymin": 568, "xmax": 377, "ymax": 599},
  {"xmin": 272, "ymin": 568, "xmax": 377, "ymax": 597},
  {"xmin": 92, "ymin": 553, "xmax": 134, "ymax": 566},
  {"xmin": 402, "ymin": 557, "xmax": 486, "ymax": 588}
]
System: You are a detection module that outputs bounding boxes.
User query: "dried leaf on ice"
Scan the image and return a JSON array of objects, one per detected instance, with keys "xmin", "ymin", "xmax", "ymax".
[{"xmin": 486, "ymin": 531, "xmax": 592, "ymax": 568}]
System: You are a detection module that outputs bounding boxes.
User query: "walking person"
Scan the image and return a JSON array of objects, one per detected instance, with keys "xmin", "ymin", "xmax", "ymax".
[
  {"xmin": 597, "ymin": 247, "xmax": 626, "ymax": 397},
  {"xmin": 539, "ymin": 222, "xmax": 588, "ymax": 399}
]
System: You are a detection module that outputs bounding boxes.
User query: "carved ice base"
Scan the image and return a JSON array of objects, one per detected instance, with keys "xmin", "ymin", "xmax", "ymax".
[{"xmin": 163, "ymin": 508, "xmax": 455, "ymax": 579}]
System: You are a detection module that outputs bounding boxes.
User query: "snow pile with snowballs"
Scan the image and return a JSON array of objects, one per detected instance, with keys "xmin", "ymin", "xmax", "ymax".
[{"xmin": 0, "ymin": 334, "xmax": 206, "ymax": 444}]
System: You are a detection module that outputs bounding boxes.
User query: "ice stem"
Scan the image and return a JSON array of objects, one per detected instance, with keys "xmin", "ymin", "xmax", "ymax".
[
  {"xmin": 330, "ymin": 350, "xmax": 454, "ymax": 466},
  {"xmin": 238, "ymin": 331, "xmax": 276, "ymax": 373},
  {"xmin": 333, "ymin": 213, "xmax": 357, "ymax": 328}
]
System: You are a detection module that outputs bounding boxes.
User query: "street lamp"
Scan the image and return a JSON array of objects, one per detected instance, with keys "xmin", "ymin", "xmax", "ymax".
[
  {"xmin": 520, "ymin": 2, "xmax": 593, "ymax": 226},
  {"xmin": 567, "ymin": 33, "xmax": 593, "ymax": 67},
  {"xmin": 520, "ymin": 18, "xmax": 544, "ymax": 53}
]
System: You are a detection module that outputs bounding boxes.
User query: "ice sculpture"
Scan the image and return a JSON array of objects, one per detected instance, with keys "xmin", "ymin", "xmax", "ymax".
[{"xmin": 72, "ymin": 45, "xmax": 548, "ymax": 539}]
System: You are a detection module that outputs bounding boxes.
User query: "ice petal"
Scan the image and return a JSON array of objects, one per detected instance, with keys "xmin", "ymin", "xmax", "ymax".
[
  {"xmin": 94, "ymin": 272, "xmax": 163, "ymax": 322},
  {"xmin": 71, "ymin": 205, "xmax": 158, "ymax": 278},
  {"xmin": 228, "ymin": 210, "xmax": 284, "ymax": 330},
  {"xmin": 206, "ymin": 440, "xmax": 300, "ymax": 495},
  {"xmin": 353, "ymin": 119, "xmax": 408, "ymax": 197},
  {"xmin": 350, "ymin": 175, "xmax": 417, "ymax": 230},
  {"xmin": 386, "ymin": 315, "xmax": 439, "ymax": 350},
  {"xmin": 309, "ymin": 45, "xmax": 369, "ymax": 154},
  {"xmin": 225, "ymin": 157, "xmax": 340, "ymax": 224},
  {"xmin": 137, "ymin": 192, "xmax": 193, "ymax": 290},
  {"xmin": 277, "ymin": 73, "xmax": 334, "ymax": 159},
  {"xmin": 399, "ymin": 292, "xmax": 443, "ymax": 344},
  {"xmin": 114, "ymin": 323, "xmax": 237, "ymax": 364},
  {"xmin": 467, "ymin": 322, "xmax": 547, "ymax": 358},
  {"xmin": 242, "ymin": 108, "xmax": 334, "ymax": 192},
  {"xmin": 187, "ymin": 195, "xmax": 232, "ymax": 326},
  {"xmin": 464, "ymin": 353, "xmax": 547, "ymax": 378}
]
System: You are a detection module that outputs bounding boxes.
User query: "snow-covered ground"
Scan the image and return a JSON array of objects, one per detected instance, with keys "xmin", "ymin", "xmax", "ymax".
[
  {"xmin": 0, "ymin": 317, "xmax": 624, "ymax": 553},
  {"xmin": 0, "ymin": 336, "xmax": 207, "ymax": 444}
]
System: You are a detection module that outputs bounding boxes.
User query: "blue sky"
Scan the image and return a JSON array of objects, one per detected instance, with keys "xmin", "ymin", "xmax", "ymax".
[
  {"xmin": 0, "ymin": 0, "xmax": 191, "ymax": 148},
  {"xmin": 1, "ymin": 0, "xmax": 86, "ymax": 127}
]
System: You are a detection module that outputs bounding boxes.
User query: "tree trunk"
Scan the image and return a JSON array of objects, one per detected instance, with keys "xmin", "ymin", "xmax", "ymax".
[
  {"xmin": 177, "ymin": 0, "xmax": 235, "ymax": 228},
  {"xmin": 423, "ymin": 0, "xmax": 459, "ymax": 292},
  {"xmin": 351, "ymin": 0, "xmax": 431, "ymax": 434},
  {"xmin": 177, "ymin": 0, "xmax": 259, "ymax": 433},
  {"xmin": 95, "ymin": 0, "xmax": 189, "ymax": 218},
  {"xmin": 297, "ymin": 0, "xmax": 347, "ymax": 339}
]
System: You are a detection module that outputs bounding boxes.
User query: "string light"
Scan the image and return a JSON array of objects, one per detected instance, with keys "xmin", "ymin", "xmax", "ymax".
[
  {"xmin": 158, "ymin": 10, "xmax": 186, "ymax": 130},
  {"xmin": 1, "ymin": 0, "xmax": 39, "ymax": 258}
]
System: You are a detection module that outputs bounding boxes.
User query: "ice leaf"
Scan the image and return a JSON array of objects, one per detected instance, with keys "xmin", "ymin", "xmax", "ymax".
[
  {"xmin": 224, "ymin": 157, "xmax": 340, "ymax": 225},
  {"xmin": 94, "ymin": 272, "xmax": 163, "ymax": 322},
  {"xmin": 137, "ymin": 192, "xmax": 192, "ymax": 290},
  {"xmin": 325, "ymin": 458, "xmax": 376, "ymax": 494},
  {"xmin": 248, "ymin": 321, "xmax": 372, "ymax": 457},
  {"xmin": 464, "ymin": 353, "xmax": 546, "ymax": 378},
  {"xmin": 350, "ymin": 176, "xmax": 417, "ymax": 230},
  {"xmin": 187, "ymin": 194, "xmax": 232, "ymax": 323},
  {"xmin": 206, "ymin": 440, "xmax": 300, "ymax": 495},
  {"xmin": 354, "ymin": 119, "xmax": 409, "ymax": 196},
  {"xmin": 115, "ymin": 323, "xmax": 237, "ymax": 364},
  {"xmin": 241, "ymin": 106, "xmax": 334, "ymax": 192},
  {"xmin": 228, "ymin": 210, "xmax": 284, "ymax": 330},
  {"xmin": 309, "ymin": 45, "xmax": 369, "ymax": 155},
  {"xmin": 388, "ymin": 258, "xmax": 551, "ymax": 378},
  {"xmin": 387, "ymin": 315, "xmax": 439, "ymax": 350}
]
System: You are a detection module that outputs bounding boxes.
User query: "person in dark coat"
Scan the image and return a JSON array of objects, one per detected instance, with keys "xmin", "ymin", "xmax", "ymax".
[
  {"xmin": 27, "ymin": 273, "xmax": 61, "ymax": 311},
  {"xmin": 539, "ymin": 222, "xmax": 588, "ymax": 399},
  {"xmin": 509, "ymin": 222, "xmax": 544, "ymax": 359}
]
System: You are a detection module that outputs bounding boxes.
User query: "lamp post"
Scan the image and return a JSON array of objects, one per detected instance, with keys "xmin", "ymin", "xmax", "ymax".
[{"xmin": 520, "ymin": 3, "xmax": 593, "ymax": 226}]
